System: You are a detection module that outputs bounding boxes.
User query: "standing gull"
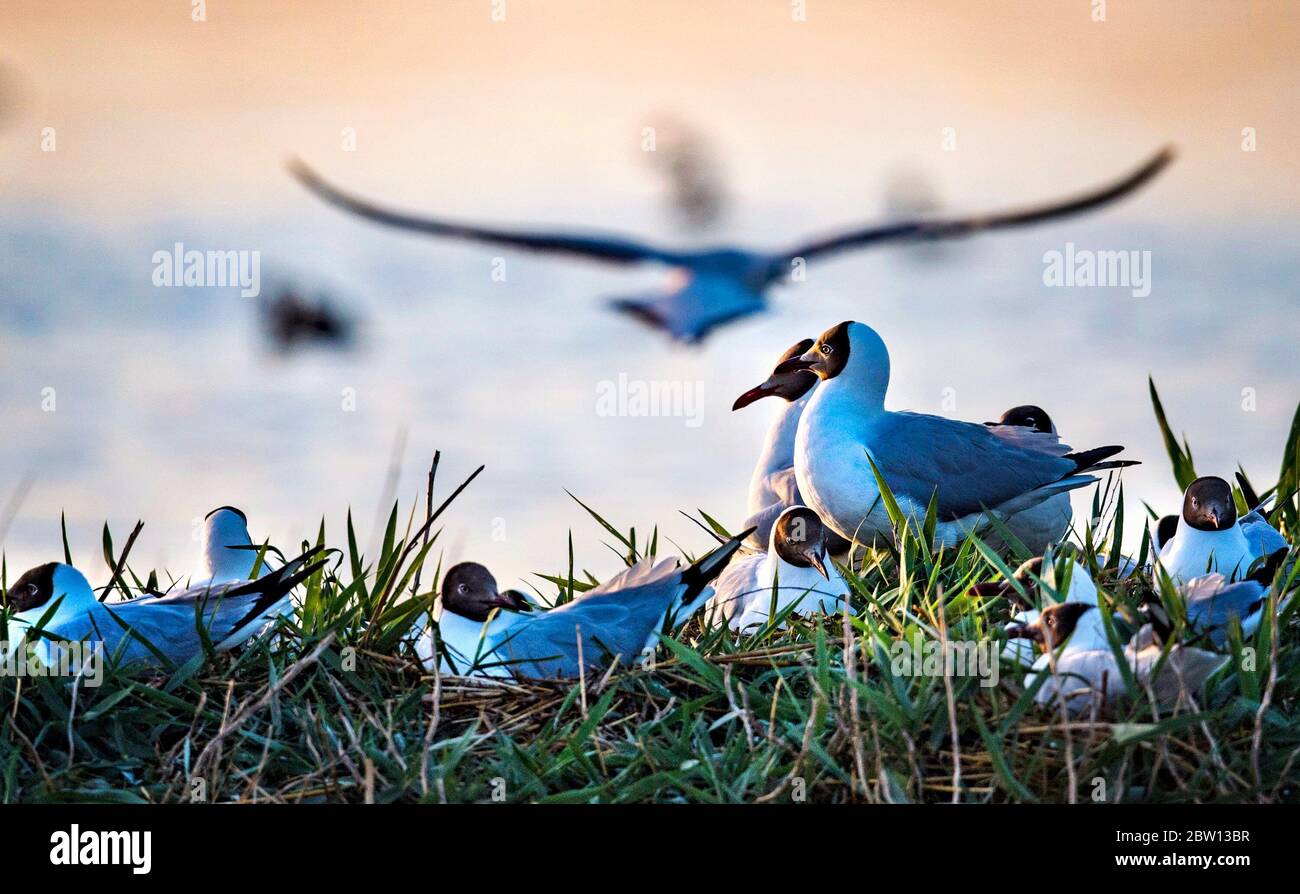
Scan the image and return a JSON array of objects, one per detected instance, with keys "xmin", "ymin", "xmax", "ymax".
[
  {"xmin": 289, "ymin": 149, "xmax": 1173, "ymax": 343},
  {"xmin": 790, "ymin": 321, "xmax": 1137, "ymax": 548},
  {"xmin": 733, "ymin": 338, "xmax": 840, "ymax": 549},
  {"xmin": 419, "ymin": 532, "xmax": 747, "ymax": 679},
  {"xmin": 707, "ymin": 506, "xmax": 848, "ymax": 632}
]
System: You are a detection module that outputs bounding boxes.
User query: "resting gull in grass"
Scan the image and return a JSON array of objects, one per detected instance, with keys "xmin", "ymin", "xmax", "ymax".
[
  {"xmin": 789, "ymin": 321, "xmax": 1137, "ymax": 548},
  {"xmin": 980, "ymin": 405, "xmax": 1075, "ymax": 554},
  {"xmin": 288, "ymin": 148, "xmax": 1173, "ymax": 343},
  {"xmin": 1154, "ymin": 476, "xmax": 1288, "ymax": 585},
  {"xmin": 1004, "ymin": 559, "xmax": 1226, "ymax": 716},
  {"xmin": 189, "ymin": 506, "xmax": 270, "ymax": 589},
  {"xmin": 3, "ymin": 548, "xmax": 325, "ymax": 669},
  {"xmin": 706, "ymin": 506, "xmax": 848, "ymax": 632},
  {"xmin": 1144, "ymin": 549, "xmax": 1290, "ymax": 649},
  {"xmin": 419, "ymin": 531, "xmax": 747, "ymax": 679}
]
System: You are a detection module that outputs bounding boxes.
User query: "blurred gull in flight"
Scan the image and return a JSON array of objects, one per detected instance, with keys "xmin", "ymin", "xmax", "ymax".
[
  {"xmin": 288, "ymin": 148, "xmax": 1173, "ymax": 343},
  {"xmin": 261, "ymin": 288, "xmax": 355, "ymax": 354}
]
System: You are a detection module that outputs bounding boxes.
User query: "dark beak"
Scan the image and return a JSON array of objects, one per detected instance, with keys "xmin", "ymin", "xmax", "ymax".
[
  {"xmin": 489, "ymin": 589, "xmax": 532, "ymax": 612},
  {"xmin": 806, "ymin": 549, "xmax": 830, "ymax": 580},
  {"xmin": 733, "ymin": 382, "xmax": 778, "ymax": 411},
  {"xmin": 1005, "ymin": 623, "xmax": 1042, "ymax": 642},
  {"xmin": 732, "ymin": 358, "xmax": 816, "ymax": 411}
]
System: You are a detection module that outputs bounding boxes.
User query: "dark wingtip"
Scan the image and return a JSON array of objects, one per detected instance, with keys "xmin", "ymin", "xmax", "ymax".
[
  {"xmin": 1064, "ymin": 446, "xmax": 1129, "ymax": 474},
  {"xmin": 205, "ymin": 505, "xmax": 247, "ymax": 522}
]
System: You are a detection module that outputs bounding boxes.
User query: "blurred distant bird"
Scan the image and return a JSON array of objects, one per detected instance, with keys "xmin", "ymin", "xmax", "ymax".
[
  {"xmin": 261, "ymin": 288, "xmax": 354, "ymax": 353},
  {"xmin": 643, "ymin": 117, "xmax": 727, "ymax": 232},
  {"xmin": 288, "ymin": 147, "xmax": 1174, "ymax": 343},
  {"xmin": 882, "ymin": 167, "xmax": 951, "ymax": 264}
]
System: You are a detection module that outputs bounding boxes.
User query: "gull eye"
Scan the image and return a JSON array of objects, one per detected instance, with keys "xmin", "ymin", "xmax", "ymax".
[
  {"xmin": 820, "ymin": 344, "xmax": 833, "ymax": 355},
  {"xmin": 457, "ymin": 584, "xmax": 468, "ymax": 594},
  {"xmin": 1192, "ymin": 498, "xmax": 1199, "ymax": 508}
]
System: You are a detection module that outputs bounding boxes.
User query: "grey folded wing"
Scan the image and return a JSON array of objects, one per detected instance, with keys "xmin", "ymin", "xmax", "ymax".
[
  {"xmin": 1240, "ymin": 511, "xmax": 1289, "ymax": 559},
  {"xmin": 496, "ymin": 583, "xmax": 682, "ymax": 678},
  {"xmin": 983, "ymin": 424, "xmax": 1072, "ymax": 457},
  {"xmin": 1182, "ymin": 574, "xmax": 1268, "ymax": 647},
  {"xmin": 869, "ymin": 412, "xmax": 1076, "ymax": 520},
  {"xmin": 95, "ymin": 583, "xmax": 286, "ymax": 665}
]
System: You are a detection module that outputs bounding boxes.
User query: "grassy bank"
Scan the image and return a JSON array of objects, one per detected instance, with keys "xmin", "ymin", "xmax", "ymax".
[{"xmin": 1, "ymin": 391, "xmax": 1297, "ymax": 804}]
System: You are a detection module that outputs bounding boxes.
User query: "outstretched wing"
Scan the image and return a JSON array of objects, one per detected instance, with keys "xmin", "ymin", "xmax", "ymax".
[
  {"xmin": 289, "ymin": 158, "xmax": 687, "ymax": 266},
  {"xmin": 868, "ymin": 412, "xmax": 1077, "ymax": 520},
  {"xmin": 783, "ymin": 147, "xmax": 1173, "ymax": 264}
]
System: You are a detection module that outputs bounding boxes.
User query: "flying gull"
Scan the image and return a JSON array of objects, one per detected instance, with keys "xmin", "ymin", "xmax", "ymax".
[{"xmin": 288, "ymin": 148, "xmax": 1174, "ymax": 342}]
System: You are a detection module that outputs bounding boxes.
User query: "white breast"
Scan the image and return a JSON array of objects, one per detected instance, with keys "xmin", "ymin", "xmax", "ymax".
[{"xmin": 1157, "ymin": 523, "xmax": 1253, "ymax": 585}]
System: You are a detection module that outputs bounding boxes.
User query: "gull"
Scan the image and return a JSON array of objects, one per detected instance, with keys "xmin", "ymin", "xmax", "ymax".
[
  {"xmin": 1144, "ymin": 550, "xmax": 1290, "ymax": 649},
  {"xmin": 419, "ymin": 532, "xmax": 747, "ymax": 679},
  {"xmin": 191, "ymin": 506, "xmax": 270, "ymax": 589},
  {"xmin": 288, "ymin": 148, "xmax": 1173, "ymax": 343},
  {"xmin": 4, "ymin": 547, "xmax": 325, "ymax": 669},
  {"xmin": 790, "ymin": 321, "xmax": 1137, "ymax": 548},
  {"xmin": 1004, "ymin": 560, "xmax": 1226, "ymax": 716},
  {"xmin": 706, "ymin": 506, "xmax": 848, "ymax": 632},
  {"xmin": 732, "ymin": 338, "xmax": 828, "ymax": 549},
  {"xmin": 982, "ymin": 404, "xmax": 1074, "ymax": 554},
  {"xmin": 1155, "ymin": 476, "xmax": 1285, "ymax": 585},
  {"xmin": 1155, "ymin": 474, "xmax": 1290, "ymax": 560},
  {"xmin": 974, "ymin": 555, "xmax": 1091, "ymax": 667}
]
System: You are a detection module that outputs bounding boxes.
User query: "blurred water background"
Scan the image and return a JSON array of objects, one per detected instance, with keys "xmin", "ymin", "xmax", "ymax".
[{"xmin": 0, "ymin": 1, "xmax": 1296, "ymax": 590}]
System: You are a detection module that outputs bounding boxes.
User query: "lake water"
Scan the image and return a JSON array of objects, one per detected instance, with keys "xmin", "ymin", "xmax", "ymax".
[{"xmin": 1, "ymin": 0, "xmax": 1296, "ymax": 591}]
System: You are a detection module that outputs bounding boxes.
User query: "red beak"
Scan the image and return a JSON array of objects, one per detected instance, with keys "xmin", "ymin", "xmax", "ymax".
[{"xmin": 733, "ymin": 383, "xmax": 776, "ymax": 410}]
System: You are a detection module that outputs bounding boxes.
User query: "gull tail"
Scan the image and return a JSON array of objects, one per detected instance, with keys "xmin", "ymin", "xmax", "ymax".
[
  {"xmin": 1063, "ymin": 445, "xmax": 1138, "ymax": 475},
  {"xmin": 225, "ymin": 545, "xmax": 328, "ymax": 634},
  {"xmin": 675, "ymin": 528, "xmax": 754, "ymax": 618}
]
